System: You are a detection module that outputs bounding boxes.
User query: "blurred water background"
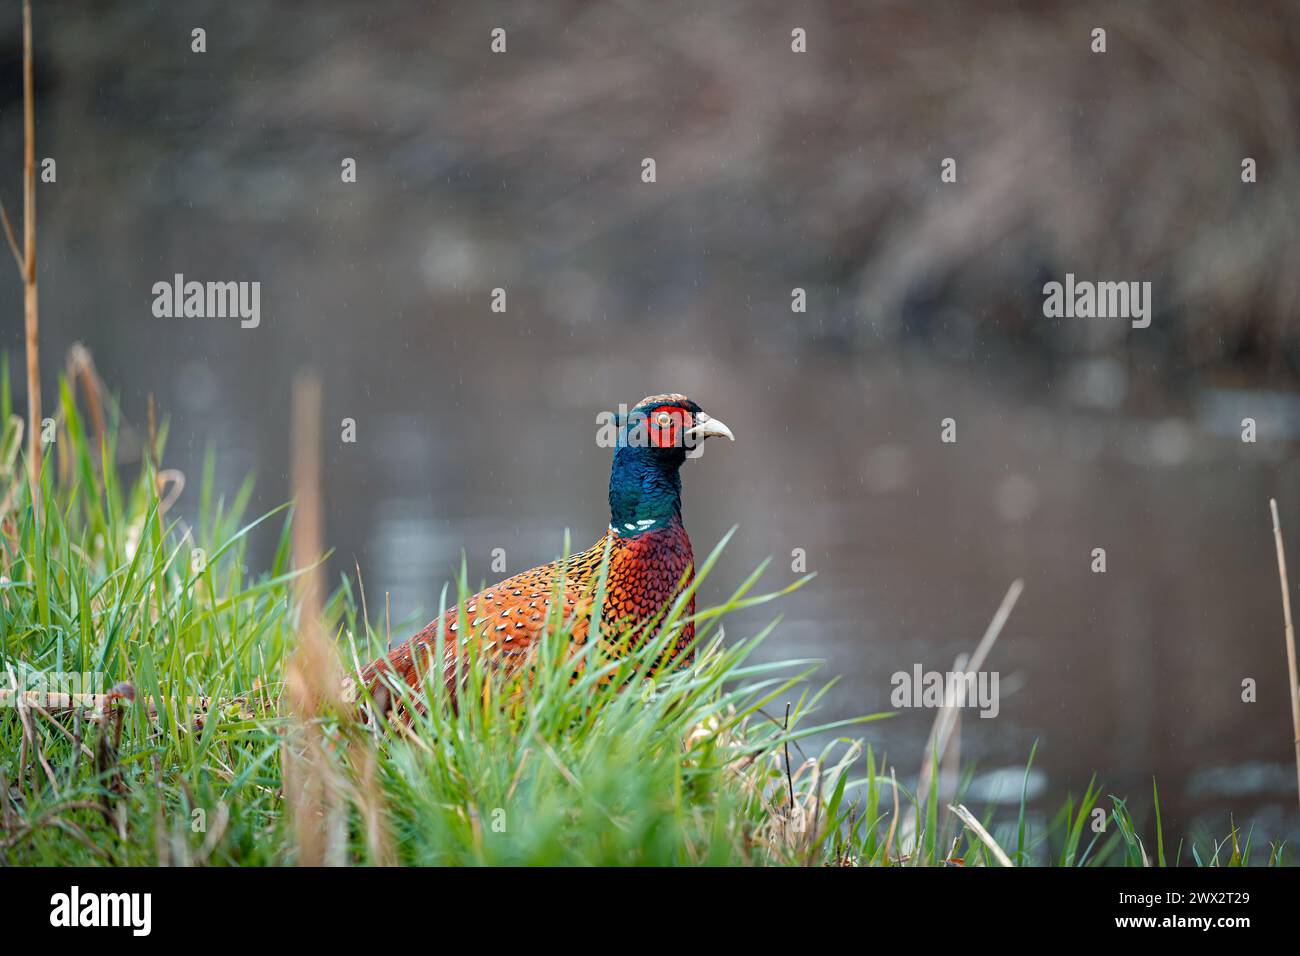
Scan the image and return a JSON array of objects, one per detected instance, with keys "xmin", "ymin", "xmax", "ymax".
[{"xmin": 3, "ymin": 1, "xmax": 1300, "ymax": 850}]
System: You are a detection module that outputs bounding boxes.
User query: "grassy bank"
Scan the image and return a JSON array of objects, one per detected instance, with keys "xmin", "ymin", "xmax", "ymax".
[{"xmin": 0, "ymin": 370, "xmax": 1286, "ymax": 866}]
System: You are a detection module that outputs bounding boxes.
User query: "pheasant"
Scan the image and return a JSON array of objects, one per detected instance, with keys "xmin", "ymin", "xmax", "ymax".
[{"xmin": 359, "ymin": 394, "xmax": 735, "ymax": 715}]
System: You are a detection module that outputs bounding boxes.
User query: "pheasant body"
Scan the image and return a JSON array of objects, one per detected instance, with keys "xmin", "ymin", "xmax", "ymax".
[{"xmin": 360, "ymin": 394, "xmax": 734, "ymax": 712}]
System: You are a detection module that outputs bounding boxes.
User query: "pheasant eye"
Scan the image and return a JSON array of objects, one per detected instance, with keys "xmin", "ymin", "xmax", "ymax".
[{"xmin": 656, "ymin": 412, "xmax": 673, "ymax": 428}]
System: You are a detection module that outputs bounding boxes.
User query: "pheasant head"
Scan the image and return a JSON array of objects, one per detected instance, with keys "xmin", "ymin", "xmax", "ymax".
[{"xmin": 608, "ymin": 393, "xmax": 735, "ymax": 536}]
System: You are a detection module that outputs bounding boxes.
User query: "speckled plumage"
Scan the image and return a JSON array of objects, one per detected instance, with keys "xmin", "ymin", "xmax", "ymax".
[{"xmin": 360, "ymin": 394, "xmax": 733, "ymax": 714}]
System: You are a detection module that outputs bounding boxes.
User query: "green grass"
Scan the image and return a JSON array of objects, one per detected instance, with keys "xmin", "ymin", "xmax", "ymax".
[{"xmin": 0, "ymin": 374, "xmax": 1288, "ymax": 866}]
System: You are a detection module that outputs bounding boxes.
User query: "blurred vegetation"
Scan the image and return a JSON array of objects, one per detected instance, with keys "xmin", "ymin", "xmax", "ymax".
[{"xmin": 2, "ymin": 1, "xmax": 1297, "ymax": 399}]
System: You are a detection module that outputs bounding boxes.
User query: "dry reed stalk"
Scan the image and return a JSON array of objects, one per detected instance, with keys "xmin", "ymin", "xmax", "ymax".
[
  {"xmin": 350, "ymin": 736, "xmax": 396, "ymax": 866},
  {"xmin": 939, "ymin": 678, "xmax": 963, "ymax": 808},
  {"xmin": 66, "ymin": 344, "xmax": 106, "ymax": 448},
  {"xmin": 291, "ymin": 372, "xmax": 324, "ymax": 624},
  {"xmin": 930, "ymin": 580, "xmax": 1023, "ymax": 762},
  {"xmin": 904, "ymin": 579, "xmax": 1023, "ymax": 852},
  {"xmin": 283, "ymin": 370, "xmax": 348, "ymax": 866},
  {"xmin": 56, "ymin": 344, "xmax": 105, "ymax": 488},
  {"xmin": 1269, "ymin": 499, "xmax": 1300, "ymax": 815},
  {"xmin": 0, "ymin": 2, "xmax": 41, "ymax": 510},
  {"xmin": 21, "ymin": 0, "xmax": 37, "ymax": 509}
]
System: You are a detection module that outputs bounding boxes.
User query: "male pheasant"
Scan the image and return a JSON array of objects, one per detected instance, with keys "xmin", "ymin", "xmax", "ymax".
[{"xmin": 359, "ymin": 394, "xmax": 734, "ymax": 714}]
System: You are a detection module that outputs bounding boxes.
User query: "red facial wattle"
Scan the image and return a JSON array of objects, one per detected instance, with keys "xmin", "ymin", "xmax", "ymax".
[{"xmin": 647, "ymin": 405, "xmax": 690, "ymax": 449}]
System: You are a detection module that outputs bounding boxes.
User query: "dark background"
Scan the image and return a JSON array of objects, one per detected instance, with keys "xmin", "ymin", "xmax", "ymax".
[{"xmin": 3, "ymin": 1, "xmax": 1299, "ymax": 850}]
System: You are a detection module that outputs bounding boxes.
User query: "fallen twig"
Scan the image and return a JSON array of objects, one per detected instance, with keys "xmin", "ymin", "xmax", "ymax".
[{"xmin": 1269, "ymin": 499, "xmax": 1300, "ymax": 816}]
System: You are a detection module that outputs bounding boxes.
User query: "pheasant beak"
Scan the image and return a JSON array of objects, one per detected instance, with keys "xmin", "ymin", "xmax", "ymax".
[{"xmin": 684, "ymin": 412, "xmax": 735, "ymax": 458}]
